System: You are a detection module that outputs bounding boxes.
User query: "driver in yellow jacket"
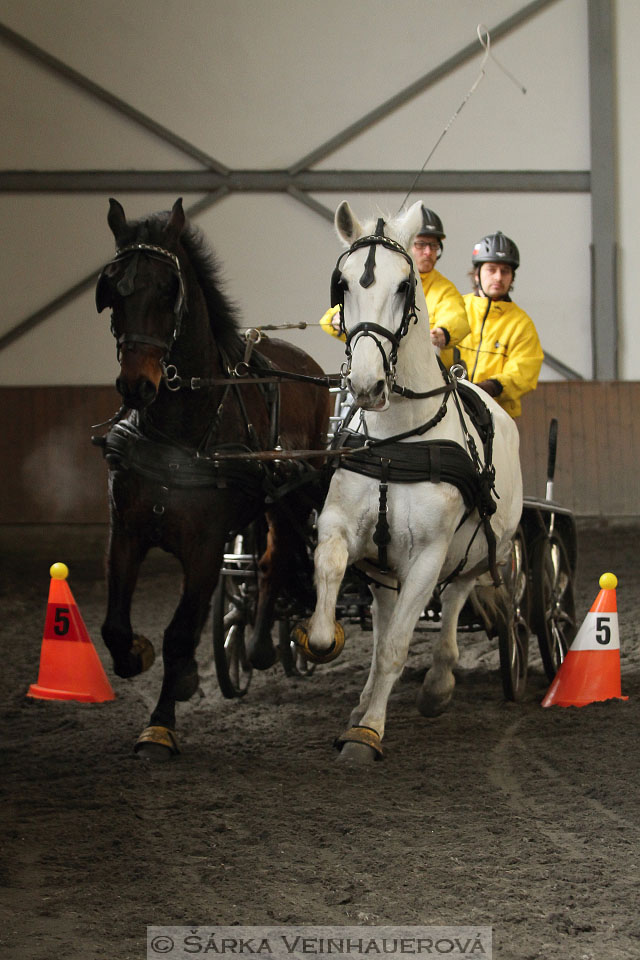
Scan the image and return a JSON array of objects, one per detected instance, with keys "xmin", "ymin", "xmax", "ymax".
[
  {"xmin": 457, "ymin": 231, "xmax": 544, "ymax": 418},
  {"xmin": 320, "ymin": 205, "xmax": 469, "ymax": 370}
]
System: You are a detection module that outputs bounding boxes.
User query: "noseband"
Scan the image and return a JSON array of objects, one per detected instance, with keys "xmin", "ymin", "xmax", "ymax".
[
  {"xmin": 330, "ymin": 220, "xmax": 419, "ymax": 384},
  {"xmin": 96, "ymin": 242, "xmax": 187, "ymax": 357}
]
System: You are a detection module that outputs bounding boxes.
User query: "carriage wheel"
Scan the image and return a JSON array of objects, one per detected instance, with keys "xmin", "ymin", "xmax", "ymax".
[
  {"xmin": 212, "ymin": 537, "xmax": 255, "ymax": 698},
  {"xmin": 496, "ymin": 526, "xmax": 530, "ymax": 701},
  {"xmin": 530, "ymin": 535, "xmax": 577, "ymax": 681},
  {"xmin": 277, "ymin": 620, "xmax": 316, "ymax": 677}
]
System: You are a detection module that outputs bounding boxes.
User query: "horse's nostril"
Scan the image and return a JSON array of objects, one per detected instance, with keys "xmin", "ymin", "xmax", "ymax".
[
  {"xmin": 138, "ymin": 379, "xmax": 157, "ymax": 405},
  {"xmin": 374, "ymin": 379, "xmax": 385, "ymax": 397}
]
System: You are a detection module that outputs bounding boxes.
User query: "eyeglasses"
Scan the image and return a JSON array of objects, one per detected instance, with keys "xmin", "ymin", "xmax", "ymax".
[{"xmin": 413, "ymin": 240, "xmax": 440, "ymax": 252}]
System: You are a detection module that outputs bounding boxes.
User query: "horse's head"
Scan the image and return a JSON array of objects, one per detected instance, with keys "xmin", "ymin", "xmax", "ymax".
[
  {"xmin": 331, "ymin": 200, "xmax": 425, "ymax": 412},
  {"xmin": 96, "ymin": 198, "xmax": 188, "ymax": 409}
]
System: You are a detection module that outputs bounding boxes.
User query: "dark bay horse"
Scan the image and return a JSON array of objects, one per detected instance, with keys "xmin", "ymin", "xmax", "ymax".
[{"xmin": 95, "ymin": 198, "xmax": 331, "ymax": 759}]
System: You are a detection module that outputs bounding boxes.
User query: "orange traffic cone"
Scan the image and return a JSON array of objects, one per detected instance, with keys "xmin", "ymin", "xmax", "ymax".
[
  {"xmin": 27, "ymin": 562, "xmax": 115, "ymax": 703},
  {"xmin": 542, "ymin": 572, "xmax": 628, "ymax": 708}
]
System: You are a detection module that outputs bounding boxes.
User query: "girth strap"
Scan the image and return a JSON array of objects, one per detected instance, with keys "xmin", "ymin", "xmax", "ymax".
[{"xmin": 372, "ymin": 458, "xmax": 392, "ymax": 572}]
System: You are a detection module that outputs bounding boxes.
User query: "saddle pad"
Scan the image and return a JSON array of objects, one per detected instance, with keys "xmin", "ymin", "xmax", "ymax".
[
  {"xmin": 102, "ymin": 419, "xmax": 264, "ymax": 494},
  {"xmin": 336, "ymin": 431, "xmax": 494, "ymax": 515}
]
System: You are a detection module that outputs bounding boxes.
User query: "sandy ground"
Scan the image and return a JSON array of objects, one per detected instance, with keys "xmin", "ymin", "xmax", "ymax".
[{"xmin": 1, "ymin": 520, "xmax": 639, "ymax": 960}]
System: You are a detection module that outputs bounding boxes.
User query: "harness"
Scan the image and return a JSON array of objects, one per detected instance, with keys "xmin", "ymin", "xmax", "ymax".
[
  {"xmin": 96, "ymin": 242, "xmax": 187, "ymax": 358},
  {"xmin": 330, "ymin": 220, "xmax": 501, "ymax": 587}
]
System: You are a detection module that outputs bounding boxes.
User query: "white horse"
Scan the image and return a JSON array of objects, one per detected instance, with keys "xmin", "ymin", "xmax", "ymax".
[{"xmin": 302, "ymin": 200, "xmax": 523, "ymax": 762}]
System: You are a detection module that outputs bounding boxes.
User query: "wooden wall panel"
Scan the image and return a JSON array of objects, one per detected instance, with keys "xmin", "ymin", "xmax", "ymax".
[
  {"xmin": 518, "ymin": 381, "xmax": 640, "ymax": 517},
  {"xmin": 0, "ymin": 386, "xmax": 120, "ymax": 523},
  {"xmin": 1, "ymin": 383, "xmax": 639, "ymax": 522}
]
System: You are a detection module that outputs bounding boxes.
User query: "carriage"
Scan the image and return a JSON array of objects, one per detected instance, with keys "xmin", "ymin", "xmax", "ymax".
[
  {"xmin": 94, "ymin": 196, "xmax": 577, "ymax": 761},
  {"xmin": 212, "ymin": 394, "xmax": 578, "ymax": 704}
]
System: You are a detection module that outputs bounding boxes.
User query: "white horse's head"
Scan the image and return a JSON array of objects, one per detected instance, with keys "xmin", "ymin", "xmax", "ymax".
[{"xmin": 332, "ymin": 200, "xmax": 426, "ymax": 411}]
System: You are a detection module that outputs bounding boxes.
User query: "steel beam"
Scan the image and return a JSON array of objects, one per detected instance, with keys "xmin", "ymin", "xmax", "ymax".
[
  {"xmin": 0, "ymin": 169, "xmax": 590, "ymax": 193},
  {"xmin": 0, "ymin": 21, "xmax": 229, "ymax": 175},
  {"xmin": 288, "ymin": 0, "xmax": 562, "ymax": 174},
  {"xmin": 587, "ymin": 0, "xmax": 618, "ymax": 379},
  {"xmin": 0, "ymin": 190, "xmax": 228, "ymax": 353}
]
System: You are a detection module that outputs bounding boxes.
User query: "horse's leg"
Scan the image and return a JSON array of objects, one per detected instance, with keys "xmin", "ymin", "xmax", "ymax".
[
  {"xmin": 101, "ymin": 522, "xmax": 153, "ymax": 678},
  {"xmin": 417, "ymin": 574, "xmax": 476, "ymax": 717},
  {"xmin": 347, "ymin": 584, "xmax": 395, "ymax": 726},
  {"xmin": 307, "ymin": 525, "xmax": 350, "ymax": 658},
  {"xmin": 337, "ymin": 543, "xmax": 448, "ymax": 764},
  {"xmin": 136, "ymin": 540, "xmax": 224, "ymax": 761},
  {"xmin": 249, "ymin": 501, "xmax": 316, "ymax": 670},
  {"xmin": 247, "ymin": 518, "xmax": 280, "ymax": 670}
]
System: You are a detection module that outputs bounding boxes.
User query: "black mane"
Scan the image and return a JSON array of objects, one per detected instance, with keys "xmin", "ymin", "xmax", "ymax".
[{"xmin": 133, "ymin": 211, "xmax": 244, "ymax": 364}]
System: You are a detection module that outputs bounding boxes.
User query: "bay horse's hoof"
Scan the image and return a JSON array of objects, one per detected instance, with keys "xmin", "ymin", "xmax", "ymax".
[
  {"xmin": 248, "ymin": 641, "xmax": 277, "ymax": 671},
  {"xmin": 334, "ymin": 724, "xmax": 383, "ymax": 762},
  {"xmin": 131, "ymin": 633, "xmax": 155, "ymax": 673},
  {"xmin": 416, "ymin": 687, "xmax": 453, "ymax": 718},
  {"xmin": 134, "ymin": 725, "xmax": 180, "ymax": 761},
  {"xmin": 293, "ymin": 620, "xmax": 345, "ymax": 664}
]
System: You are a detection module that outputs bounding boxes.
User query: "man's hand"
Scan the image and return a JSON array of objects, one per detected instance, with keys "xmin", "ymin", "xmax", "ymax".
[
  {"xmin": 477, "ymin": 379, "xmax": 502, "ymax": 398},
  {"xmin": 430, "ymin": 327, "xmax": 448, "ymax": 349}
]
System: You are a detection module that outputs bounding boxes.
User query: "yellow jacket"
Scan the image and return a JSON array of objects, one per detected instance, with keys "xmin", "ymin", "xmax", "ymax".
[
  {"xmin": 458, "ymin": 294, "xmax": 544, "ymax": 418},
  {"xmin": 420, "ymin": 269, "xmax": 469, "ymax": 369},
  {"xmin": 319, "ymin": 268, "xmax": 469, "ymax": 370}
]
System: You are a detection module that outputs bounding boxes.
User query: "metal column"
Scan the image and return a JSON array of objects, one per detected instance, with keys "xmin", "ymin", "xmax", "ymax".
[{"xmin": 588, "ymin": 0, "xmax": 618, "ymax": 379}]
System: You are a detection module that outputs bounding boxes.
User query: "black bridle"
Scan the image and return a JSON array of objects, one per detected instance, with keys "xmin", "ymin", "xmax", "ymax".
[
  {"xmin": 96, "ymin": 242, "xmax": 187, "ymax": 357},
  {"xmin": 330, "ymin": 219, "xmax": 419, "ymax": 385}
]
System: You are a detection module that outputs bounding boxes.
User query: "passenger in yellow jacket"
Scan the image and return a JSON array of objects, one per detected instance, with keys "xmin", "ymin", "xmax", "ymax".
[
  {"xmin": 457, "ymin": 231, "xmax": 544, "ymax": 419},
  {"xmin": 320, "ymin": 205, "xmax": 469, "ymax": 369}
]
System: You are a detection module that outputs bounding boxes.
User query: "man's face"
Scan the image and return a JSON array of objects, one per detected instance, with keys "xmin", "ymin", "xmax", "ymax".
[
  {"xmin": 478, "ymin": 262, "xmax": 514, "ymax": 299},
  {"xmin": 411, "ymin": 235, "xmax": 440, "ymax": 274}
]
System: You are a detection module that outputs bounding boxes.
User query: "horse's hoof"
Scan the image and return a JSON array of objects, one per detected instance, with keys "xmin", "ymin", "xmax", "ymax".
[
  {"xmin": 416, "ymin": 688, "xmax": 453, "ymax": 718},
  {"xmin": 135, "ymin": 741, "xmax": 174, "ymax": 763},
  {"xmin": 173, "ymin": 661, "xmax": 199, "ymax": 701},
  {"xmin": 249, "ymin": 642, "xmax": 277, "ymax": 671},
  {"xmin": 294, "ymin": 620, "xmax": 345, "ymax": 664},
  {"xmin": 130, "ymin": 633, "xmax": 155, "ymax": 674},
  {"xmin": 334, "ymin": 724, "xmax": 383, "ymax": 761},
  {"xmin": 336, "ymin": 741, "xmax": 379, "ymax": 764},
  {"xmin": 134, "ymin": 725, "xmax": 179, "ymax": 760}
]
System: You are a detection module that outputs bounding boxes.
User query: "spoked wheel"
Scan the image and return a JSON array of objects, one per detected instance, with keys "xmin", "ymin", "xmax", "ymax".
[
  {"xmin": 530, "ymin": 535, "xmax": 577, "ymax": 681},
  {"xmin": 277, "ymin": 620, "xmax": 316, "ymax": 678},
  {"xmin": 212, "ymin": 534, "xmax": 256, "ymax": 698},
  {"xmin": 496, "ymin": 526, "xmax": 531, "ymax": 701}
]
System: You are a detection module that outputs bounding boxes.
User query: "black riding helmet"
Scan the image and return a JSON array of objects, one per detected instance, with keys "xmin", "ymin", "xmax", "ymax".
[
  {"xmin": 416, "ymin": 205, "xmax": 446, "ymax": 259},
  {"xmin": 471, "ymin": 231, "xmax": 520, "ymax": 270}
]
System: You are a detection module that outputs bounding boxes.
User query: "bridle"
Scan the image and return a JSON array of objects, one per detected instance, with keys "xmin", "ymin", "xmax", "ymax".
[
  {"xmin": 330, "ymin": 218, "xmax": 419, "ymax": 387},
  {"xmin": 96, "ymin": 242, "xmax": 187, "ymax": 358}
]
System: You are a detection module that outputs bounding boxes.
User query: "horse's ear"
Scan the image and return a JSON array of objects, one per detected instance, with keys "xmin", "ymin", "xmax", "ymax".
[
  {"xmin": 335, "ymin": 201, "xmax": 363, "ymax": 246},
  {"xmin": 394, "ymin": 200, "xmax": 425, "ymax": 250},
  {"xmin": 164, "ymin": 198, "xmax": 186, "ymax": 243},
  {"xmin": 107, "ymin": 198, "xmax": 128, "ymax": 244}
]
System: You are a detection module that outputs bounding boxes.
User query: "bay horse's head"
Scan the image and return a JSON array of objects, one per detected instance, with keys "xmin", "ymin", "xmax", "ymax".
[
  {"xmin": 96, "ymin": 198, "xmax": 188, "ymax": 409},
  {"xmin": 331, "ymin": 200, "xmax": 425, "ymax": 411}
]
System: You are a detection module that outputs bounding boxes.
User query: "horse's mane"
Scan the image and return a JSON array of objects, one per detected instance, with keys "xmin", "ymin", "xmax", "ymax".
[{"xmin": 134, "ymin": 211, "xmax": 244, "ymax": 364}]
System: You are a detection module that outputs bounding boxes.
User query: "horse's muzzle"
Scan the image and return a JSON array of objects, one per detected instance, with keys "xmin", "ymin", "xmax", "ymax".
[
  {"xmin": 349, "ymin": 379, "xmax": 388, "ymax": 412},
  {"xmin": 116, "ymin": 376, "xmax": 158, "ymax": 409}
]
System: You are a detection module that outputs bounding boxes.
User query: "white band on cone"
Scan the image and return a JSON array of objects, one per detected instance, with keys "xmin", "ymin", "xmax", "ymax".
[{"xmin": 570, "ymin": 611, "xmax": 620, "ymax": 652}]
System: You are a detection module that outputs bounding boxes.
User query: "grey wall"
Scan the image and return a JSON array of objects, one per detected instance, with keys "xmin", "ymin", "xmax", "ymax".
[{"xmin": 0, "ymin": 0, "xmax": 630, "ymax": 385}]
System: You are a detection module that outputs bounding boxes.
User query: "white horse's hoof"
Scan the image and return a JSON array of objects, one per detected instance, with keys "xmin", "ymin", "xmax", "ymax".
[
  {"xmin": 293, "ymin": 620, "xmax": 345, "ymax": 664},
  {"xmin": 337, "ymin": 741, "xmax": 379, "ymax": 764},
  {"xmin": 334, "ymin": 724, "xmax": 383, "ymax": 761},
  {"xmin": 416, "ymin": 687, "xmax": 453, "ymax": 718}
]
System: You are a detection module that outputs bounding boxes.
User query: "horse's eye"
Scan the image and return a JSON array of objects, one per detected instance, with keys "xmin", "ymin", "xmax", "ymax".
[
  {"xmin": 397, "ymin": 279, "xmax": 410, "ymax": 296},
  {"xmin": 338, "ymin": 278, "xmax": 349, "ymax": 294}
]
